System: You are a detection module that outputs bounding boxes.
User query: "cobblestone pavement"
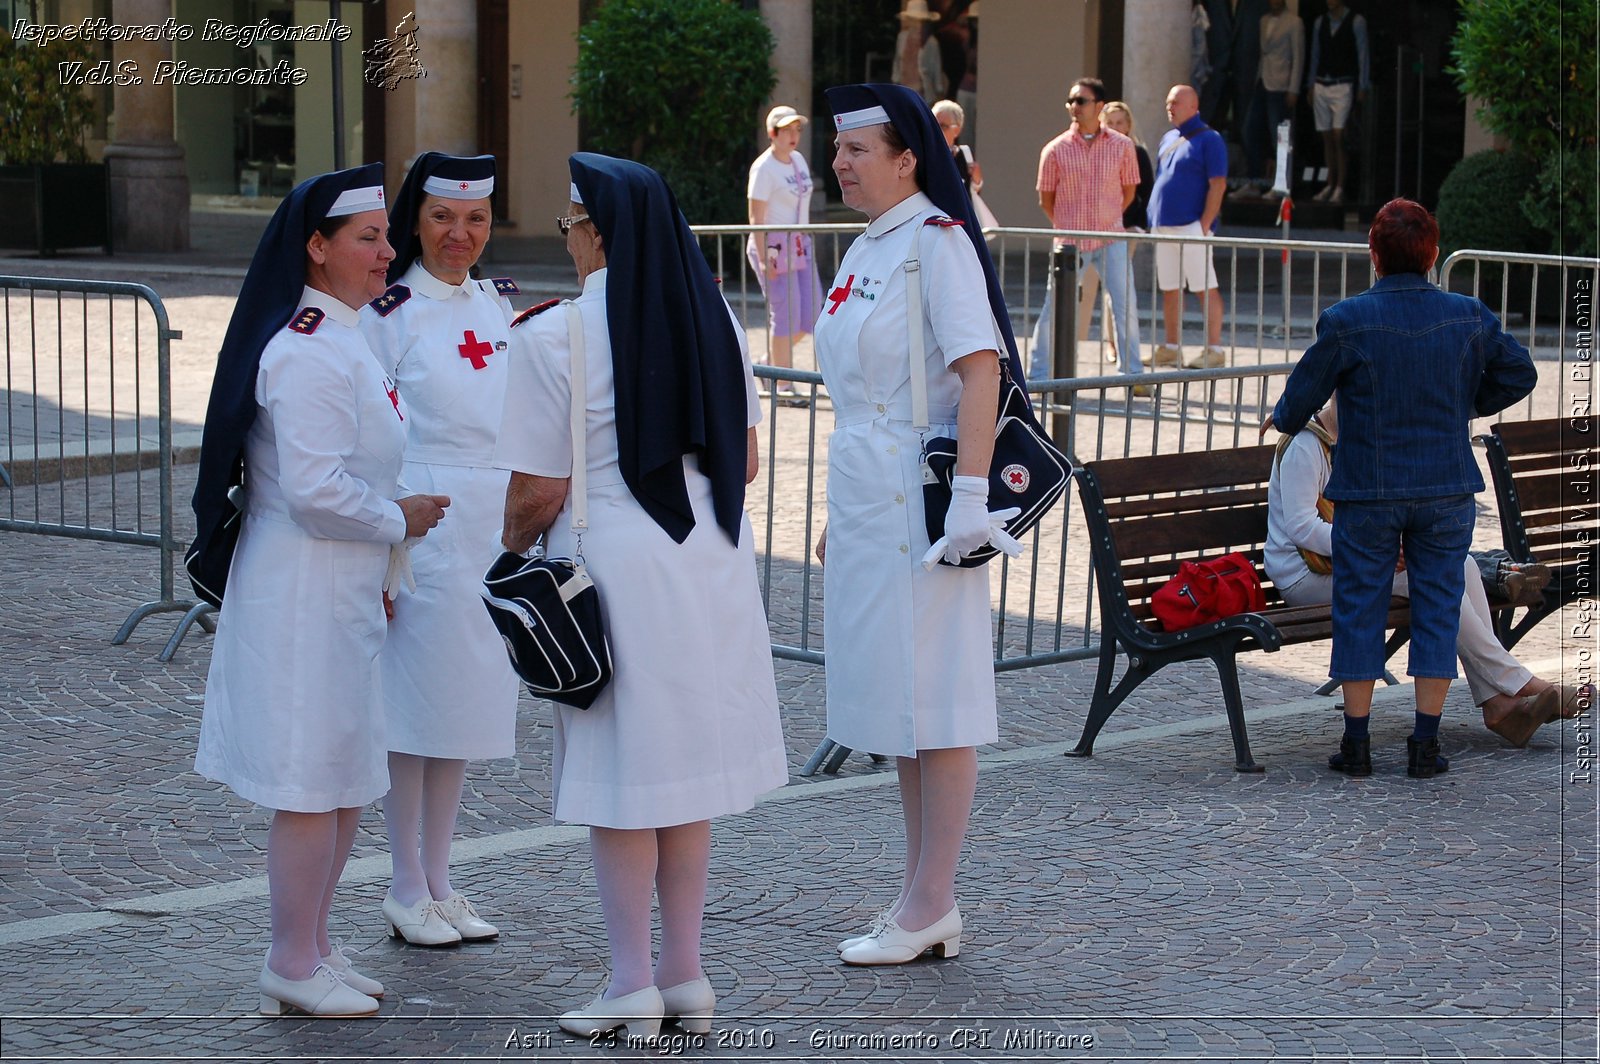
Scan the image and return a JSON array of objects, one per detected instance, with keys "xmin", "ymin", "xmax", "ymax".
[{"xmin": 1, "ymin": 228, "xmax": 1597, "ymax": 1062}]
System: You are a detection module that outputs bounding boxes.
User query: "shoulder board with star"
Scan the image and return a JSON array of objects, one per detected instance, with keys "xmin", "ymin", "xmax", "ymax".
[
  {"xmin": 511, "ymin": 297, "xmax": 561, "ymax": 329},
  {"xmin": 490, "ymin": 277, "xmax": 520, "ymax": 296},
  {"xmin": 369, "ymin": 283, "xmax": 411, "ymax": 317},
  {"xmin": 924, "ymin": 215, "xmax": 965, "ymax": 228},
  {"xmin": 288, "ymin": 307, "xmax": 325, "ymax": 334}
]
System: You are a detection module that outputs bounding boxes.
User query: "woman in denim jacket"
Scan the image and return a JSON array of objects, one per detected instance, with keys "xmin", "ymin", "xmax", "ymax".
[{"xmin": 1262, "ymin": 198, "xmax": 1536, "ymax": 779}]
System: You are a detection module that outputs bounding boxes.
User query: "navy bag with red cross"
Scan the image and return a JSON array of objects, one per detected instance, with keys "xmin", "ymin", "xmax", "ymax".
[{"xmin": 920, "ymin": 360, "xmax": 1074, "ymax": 568}]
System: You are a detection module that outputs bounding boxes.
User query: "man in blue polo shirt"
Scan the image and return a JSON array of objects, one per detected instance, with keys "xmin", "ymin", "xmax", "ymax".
[{"xmin": 1149, "ymin": 83, "xmax": 1229, "ymax": 369}]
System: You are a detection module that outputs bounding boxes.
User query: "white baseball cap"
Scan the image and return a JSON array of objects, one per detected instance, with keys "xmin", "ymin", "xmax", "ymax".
[{"xmin": 766, "ymin": 105, "xmax": 809, "ymax": 133}]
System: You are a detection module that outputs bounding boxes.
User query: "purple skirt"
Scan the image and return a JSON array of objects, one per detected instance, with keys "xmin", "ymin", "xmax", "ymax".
[{"xmin": 748, "ymin": 234, "xmax": 823, "ymax": 337}]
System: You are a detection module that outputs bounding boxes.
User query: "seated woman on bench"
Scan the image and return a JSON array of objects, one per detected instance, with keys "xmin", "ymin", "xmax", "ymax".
[{"xmin": 1266, "ymin": 393, "xmax": 1589, "ymax": 750}]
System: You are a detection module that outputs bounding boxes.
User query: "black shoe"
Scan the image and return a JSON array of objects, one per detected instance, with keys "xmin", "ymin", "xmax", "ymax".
[
  {"xmin": 1406, "ymin": 736, "xmax": 1450, "ymax": 779},
  {"xmin": 1328, "ymin": 736, "xmax": 1372, "ymax": 777}
]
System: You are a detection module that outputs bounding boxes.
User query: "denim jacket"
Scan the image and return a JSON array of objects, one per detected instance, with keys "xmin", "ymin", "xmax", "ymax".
[{"xmin": 1272, "ymin": 273, "xmax": 1536, "ymax": 501}]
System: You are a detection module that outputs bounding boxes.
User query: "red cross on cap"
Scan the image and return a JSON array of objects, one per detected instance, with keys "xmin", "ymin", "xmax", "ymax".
[
  {"xmin": 459, "ymin": 181, "xmax": 469, "ymax": 190},
  {"xmin": 377, "ymin": 190, "xmax": 384, "ymax": 200}
]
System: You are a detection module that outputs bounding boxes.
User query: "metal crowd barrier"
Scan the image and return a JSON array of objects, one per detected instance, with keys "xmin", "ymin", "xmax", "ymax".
[
  {"xmin": 0, "ymin": 275, "xmax": 203, "ymax": 653},
  {"xmin": 1440, "ymin": 249, "xmax": 1600, "ymax": 423}
]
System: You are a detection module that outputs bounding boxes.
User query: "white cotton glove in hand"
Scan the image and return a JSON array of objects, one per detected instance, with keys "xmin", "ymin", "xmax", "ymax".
[
  {"xmin": 383, "ymin": 539, "xmax": 418, "ymax": 595},
  {"xmin": 921, "ymin": 475, "xmax": 1024, "ymax": 569}
]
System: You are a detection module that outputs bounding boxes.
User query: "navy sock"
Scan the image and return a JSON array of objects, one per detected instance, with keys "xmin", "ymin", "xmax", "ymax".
[
  {"xmin": 1343, "ymin": 713, "xmax": 1370, "ymax": 741},
  {"xmin": 1413, "ymin": 712, "xmax": 1441, "ymax": 741}
]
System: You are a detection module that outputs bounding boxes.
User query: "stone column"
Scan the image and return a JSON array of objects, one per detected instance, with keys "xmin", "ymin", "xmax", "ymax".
[
  {"xmin": 104, "ymin": 0, "xmax": 189, "ymax": 251},
  {"xmin": 759, "ymin": 0, "xmax": 813, "ymax": 162},
  {"xmin": 412, "ymin": 0, "xmax": 478, "ymax": 155},
  {"xmin": 1121, "ymin": 0, "xmax": 1193, "ymax": 156}
]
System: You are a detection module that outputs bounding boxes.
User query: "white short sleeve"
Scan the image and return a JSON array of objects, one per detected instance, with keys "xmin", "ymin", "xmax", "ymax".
[
  {"xmin": 494, "ymin": 315, "xmax": 574, "ymax": 478},
  {"xmin": 921, "ymin": 224, "xmax": 1001, "ymax": 367},
  {"xmin": 747, "ymin": 152, "xmax": 777, "ymax": 203}
]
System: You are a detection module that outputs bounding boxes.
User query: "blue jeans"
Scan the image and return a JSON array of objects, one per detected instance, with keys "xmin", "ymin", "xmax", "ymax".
[
  {"xmin": 1028, "ymin": 241, "xmax": 1142, "ymax": 380},
  {"xmin": 1329, "ymin": 495, "xmax": 1474, "ymax": 682}
]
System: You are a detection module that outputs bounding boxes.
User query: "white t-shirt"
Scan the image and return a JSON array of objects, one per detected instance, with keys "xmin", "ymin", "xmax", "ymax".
[{"xmin": 746, "ymin": 148, "xmax": 814, "ymax": 227}]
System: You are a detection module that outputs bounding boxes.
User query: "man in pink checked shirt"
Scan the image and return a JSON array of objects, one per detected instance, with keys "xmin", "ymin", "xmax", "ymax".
[{"xmin": 1030, "ymin": 76, "xmax": 1143, "ymax": 389}]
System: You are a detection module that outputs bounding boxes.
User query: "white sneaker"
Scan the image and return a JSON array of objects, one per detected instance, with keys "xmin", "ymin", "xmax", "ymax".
[{"xmin": 1185, "ymin": 346, "xmax": 1228, "ymax": 369}]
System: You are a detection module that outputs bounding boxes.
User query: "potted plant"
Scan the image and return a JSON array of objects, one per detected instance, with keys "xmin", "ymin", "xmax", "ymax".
[{"xmin": 0, "ymin": 30, "xmax": 111, "ymax": 255}]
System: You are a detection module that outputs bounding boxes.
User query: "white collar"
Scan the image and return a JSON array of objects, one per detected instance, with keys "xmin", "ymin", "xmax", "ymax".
[
  {"xmin": 301, "ymin": 285, "xmax": 360, "ymax": 326},
  {"xmin": 580, "ymin": 267, "xmax": 608, "ymax": 297},
  {"xmin": 403, "ymin": 260, "xmax": 474, "ymax": 301},
  {"xmin": 864, "ymin": 190, "xmax": 935, "ymax": 239}
]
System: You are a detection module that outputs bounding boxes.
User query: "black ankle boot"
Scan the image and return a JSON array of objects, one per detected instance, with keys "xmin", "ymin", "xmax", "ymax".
[
  {"xmin": 1328, "ymin": 736, "xmax": 1372, "ymax": 777},
  {"xmin": 1407, "ymin": 736, "xmax": 1449, "ymax": 778}
]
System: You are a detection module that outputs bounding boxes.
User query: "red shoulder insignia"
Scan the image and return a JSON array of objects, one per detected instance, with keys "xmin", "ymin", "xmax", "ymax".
[
  {"xmin": 288, "ymin": 307, "xmax": 325, "ymax": 334},
  {"xmin": 511, "ymin": 297, "xmax": 561, "ymax": 329},
  {"xmin": 369, "ymin": 284, "xmax": 411, "ymax": 317},
  {"xmin": 491, "ymin": 277, "xmax": 520, "ymax": 296},
  {"xmin": 924, "ymin": 215, "xmax": 965, "ymax": 227}
]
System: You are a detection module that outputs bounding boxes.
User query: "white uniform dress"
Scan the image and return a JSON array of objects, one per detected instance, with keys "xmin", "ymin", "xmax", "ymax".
[
  {"xmin": 195, "ymin": 289, "xmax": 409, "ymax": 812},
  {"xmin": 358, "ymin": 263, "xmax": 520, "ymax": 760},
  {"xmin": 495, "ymin": 268, "xmax": 788, "ymax": 829},
  {"xmin": 813, "ymin": 192, "xmax": 999, "ymax": 757}
]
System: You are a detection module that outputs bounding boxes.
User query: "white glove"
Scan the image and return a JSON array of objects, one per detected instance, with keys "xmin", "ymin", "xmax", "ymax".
[
  {"xmin": 922, "ymin": 475, "xmax": 1024, "ymax": 569},
  {"xmin": 383, "ymin": 539, "xmax": 417, "ymax": 595}
]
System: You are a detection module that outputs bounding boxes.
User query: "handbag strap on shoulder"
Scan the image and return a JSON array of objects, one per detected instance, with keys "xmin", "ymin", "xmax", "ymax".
[
  {"xmin": 563, "ymin": 301, "xmax": 588, "ymax": 538},
  {"xmin": 905, "ymin": 224, "xmax": 929, "ymax": 434}
]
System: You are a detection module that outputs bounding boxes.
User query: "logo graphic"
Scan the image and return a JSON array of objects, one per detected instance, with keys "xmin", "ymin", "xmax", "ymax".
[
  {"xmin": 363, "ymin": 11, "xmax": 426, "ymax": 91},
  {"xmin": 1001, "ymin": 464, "xmax": 1030, "ymax": 493}
]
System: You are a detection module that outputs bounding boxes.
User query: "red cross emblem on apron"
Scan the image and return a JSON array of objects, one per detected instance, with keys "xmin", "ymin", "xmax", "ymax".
[
  {"xmin": 826, "ymin": 273, "xmax": 854, "ymax": 315},
  {"xmin": 458, "ymin": 330, "xmax": 494, "ymax": 370}
]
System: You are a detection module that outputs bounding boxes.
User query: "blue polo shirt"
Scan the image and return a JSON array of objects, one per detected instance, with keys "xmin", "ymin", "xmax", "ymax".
[{"xmin": 1149, "ymin": 115, "xmax": 1228, "ymax": 229}]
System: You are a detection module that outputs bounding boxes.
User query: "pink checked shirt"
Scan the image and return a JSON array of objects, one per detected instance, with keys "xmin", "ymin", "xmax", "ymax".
[{"xmin": 1036, "ymin": 126, "xmax": 1140, "ymax": 252}]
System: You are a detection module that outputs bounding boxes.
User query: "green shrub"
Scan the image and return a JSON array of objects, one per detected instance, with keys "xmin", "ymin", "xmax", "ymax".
[
  {"xmin": 1436, "ymin": 149, "xmax": 1546, "ymax": 259},
  {"xmin": 571, "ymin": 0, "xmax": 776, "ymax": 224},
  {"xmin": 0, "ymin": 31, "xmax": 97, "ymax": 164},
  {"xmin": 1450, "ymin": 0, "xmax": 1597, "ymax": 255}
]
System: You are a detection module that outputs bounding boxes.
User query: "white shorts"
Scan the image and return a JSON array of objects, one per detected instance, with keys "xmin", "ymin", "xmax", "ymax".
[
  {"xmin": 1312, "ymin": 81, "xmax": 1354, "ymax": 131},
  {"xmin": 1154, "ymin": 222, "xmax": 1218, "ymax": 293}
]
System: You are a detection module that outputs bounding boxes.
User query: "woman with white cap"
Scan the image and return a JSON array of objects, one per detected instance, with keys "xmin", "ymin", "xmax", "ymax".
[
  {"xmin": 746, "ymin": 104, "xmax": 822, "ymax": 404},
  {"xmin": 191, "ymin": 164, "xmax": 450, "ymax": 1017},
  {"xmin": 358, "ymin": 153, "xmax": 520, "ymax": 949},
  {"xmin": 499, "ymin": 155, "xmax": 786, "ymax": 1041},
  {"xmin": 814, "ymin": 83, "xmax": 1024, "ymax": 966}
]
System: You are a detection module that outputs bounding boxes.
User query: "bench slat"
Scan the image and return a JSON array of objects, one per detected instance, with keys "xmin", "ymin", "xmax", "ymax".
[
  {"xmin": 1104, "ymin": 486, "xmax": 1268, "ymax": 520},
  {"xmin": 1495, "ymin": 417, "xmax": 1596, "ymax": 458},
  {"xmin": 1088, "ymin": 446, "xmax": 1276, "ymax": 497},
  {"xmin": 1109, "ymin": 505, "xmax": 1271, "ymax": 561},
  {"xmin": 1506, "ymin": 470, "xmax": 1596, "ymax": 514}
]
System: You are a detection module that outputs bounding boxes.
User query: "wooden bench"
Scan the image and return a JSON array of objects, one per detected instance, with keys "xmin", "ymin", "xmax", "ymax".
[
  {"xmin": 1478, "ymin": 416, "xmax": 1598, "ymax": 650},
  {"xmin": 1070, "ymin": 444, "xmax": 1536, "ymax": 774}
]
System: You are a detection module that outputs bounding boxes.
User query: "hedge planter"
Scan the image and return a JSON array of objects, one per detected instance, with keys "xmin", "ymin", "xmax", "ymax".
[{"xmin": 0, "ymin": 163, "xmax": 113, "ymax": 256}]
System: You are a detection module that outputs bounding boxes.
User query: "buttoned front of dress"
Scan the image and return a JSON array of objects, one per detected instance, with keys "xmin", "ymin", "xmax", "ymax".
[
  {"xmin": 814, "ymin": 191, "xmax": 1000, "ymax": 757},
  {"xmin": 356, "ymin": 262, "xmax": 521, "ymax": 760}
]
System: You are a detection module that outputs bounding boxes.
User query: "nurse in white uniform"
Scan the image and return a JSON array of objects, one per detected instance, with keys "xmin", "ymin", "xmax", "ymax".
[
  {"xmin": 814, "ymin": 84, "xmax": 1025, "ymax": 967},
  {"xmin": 190, "ymin": 165, "xmax": 450, "ymax": 1017},
  {"xmin": 498, "ymin": 154, "xmax": 787, "ymax": 1043},
  {"xmin": 359, "ymin": 153, "xmax": 519, "ymax": 947}
]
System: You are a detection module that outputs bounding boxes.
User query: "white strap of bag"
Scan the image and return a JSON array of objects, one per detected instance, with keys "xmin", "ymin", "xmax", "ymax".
[
  {"xmin": 563, "ymin": 301, "xmax": 589, "ymax": 539},
  {"xmin": 905, "ymin": 225, "xmax": 930, "ymax": 435}
]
